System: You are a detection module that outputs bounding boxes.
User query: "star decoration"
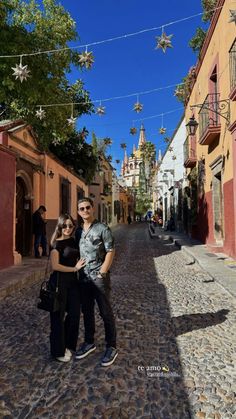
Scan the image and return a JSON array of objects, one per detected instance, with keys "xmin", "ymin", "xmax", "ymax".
[
  {"xmin": 67, "ymin": 115, "xmax": 77, "ymax": 126},
  {"xmin": 77, "ymin": 143, "xmax": 83, "ymax": 151},
  {"xmin": 169, "ymin": 146, "xmax": 173, "ymax": 152},
  {"xmin": 159, "ymin": 127, "xmax": 166, "ymax": 135},
  {"xmin": 130, "ymin": 127, "xmax": 137, "ymax": 135},
  {"xmin": 133, "ymin": 102, "xmax": 143, "ymax": 113},
  {"xmin": 78, "ymin": 51, "xmax": 94, "ymax": 69},
  {"xmin": 96, "ymin": 106, "xmax": 106, "ymax": 116},
  {"xmin": 35, "ymin": 107, "xmax": 46, "ymax": 120},
  {"xmin": 174, "ymin": 87, "xmax": 184, "ymax": 99},
  {"xmin": 164, "ymin": 137, "xmax": 171, "ymax": 143},
  {"xmin": 155, "ymin": 32, "xmax": 173, "ymax": 53},
  {"xmin": 12, "ymin": 62, "xmax": 30, "ymax": 82},
  {"xmin": 172, "ymin": 155, "xmax": 177, "ymax": 160},
  {"xmin": 52, "ymin": 138, "xmax": 61, "ymax": 146},
  {"xmin": 229, "ymin": 10, "xmax": 236, "ymax": 24}
]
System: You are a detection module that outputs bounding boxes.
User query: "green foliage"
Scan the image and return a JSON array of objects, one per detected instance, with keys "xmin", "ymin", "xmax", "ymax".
[
  {"xmin": 49, "ymin": 129, "xmax": 98, "ymax": 184},
  {"xmin": 140, "ymin": 141, "xmax": 156, "ymax": 161},
  {"xmin": 202, "ymin": 0, "xmax": 218, "ymax": 22},
  {"xmin": 0, "ymin": 0, "xmax": 93, "ymax": 148},
  {"xmin": 189, "ymin": 0, "xmax": 217, "ymax": 57},
  {"xmin": 189, "ymin": 27, "xmax": 207, "ymax": 55}
]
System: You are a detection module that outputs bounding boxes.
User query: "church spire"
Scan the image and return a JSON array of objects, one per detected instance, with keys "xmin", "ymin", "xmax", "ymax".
[{"xmin": 138, "ymin": 124, "xmax": 146, "ymax": 148}]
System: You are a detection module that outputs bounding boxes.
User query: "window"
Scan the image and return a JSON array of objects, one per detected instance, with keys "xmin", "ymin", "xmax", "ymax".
[
  {"xmin": 60, "ymin": 178, "xmax": 71, "ymax": 214},
  {"xmin": 229, "ymin": 38, "xmax": 236, "ymax": 98}
]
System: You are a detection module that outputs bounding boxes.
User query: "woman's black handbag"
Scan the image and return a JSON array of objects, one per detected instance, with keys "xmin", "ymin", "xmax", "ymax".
[
  {"xmin": 37, "ymin": 273, "xmax": 60, "ymax": 312},
  {"xmin": 37, "ymin": 256, "xmax": 60, "ymax": 312}
]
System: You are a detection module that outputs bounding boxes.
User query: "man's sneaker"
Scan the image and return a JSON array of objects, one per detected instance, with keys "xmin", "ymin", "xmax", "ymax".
[
  {"xmin": 75, "ymin": 343, "xmax": 96, "ymax": 359},
  {"xmin": 101, "ymin": 347, "xmax": 118, "ymax": 367}
]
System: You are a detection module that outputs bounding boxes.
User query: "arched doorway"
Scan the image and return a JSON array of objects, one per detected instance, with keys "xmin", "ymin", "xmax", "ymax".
[{"xmin": 16, "ymin": 177, "xmax": 32, "ymax": 256}]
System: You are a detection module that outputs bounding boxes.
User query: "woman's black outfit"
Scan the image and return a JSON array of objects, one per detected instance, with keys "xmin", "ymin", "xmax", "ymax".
[{"xmin": 50, "ymin": 237, "xmax": 80, "ymax": 358}]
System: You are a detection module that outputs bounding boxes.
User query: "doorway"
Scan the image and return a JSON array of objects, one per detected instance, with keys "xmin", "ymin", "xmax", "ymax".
[
  {"xmin": 15, "ymin": 177, "xmax": 32, "ymax": 256},
  {"xmin": 212, "ymin": 172, "xmax": 224, "ymax": 242}
]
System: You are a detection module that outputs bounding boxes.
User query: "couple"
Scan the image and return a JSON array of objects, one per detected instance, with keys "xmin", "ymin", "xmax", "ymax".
[{"xmin": 49, "ymin": 197, "xmax": 117, "ymax": 367}]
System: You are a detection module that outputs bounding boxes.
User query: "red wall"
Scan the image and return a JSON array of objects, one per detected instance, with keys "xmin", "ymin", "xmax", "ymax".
[
  {"xmin": 194, "ymin": 190, "xmax": 213, "ymax": 244},
  {"xmin": 223, "ymin": 179, "xmax": 235, "ymax": 258},
  {"xmin": 0, "ymin": 147, "xmax": 16, "ymax": 269}
]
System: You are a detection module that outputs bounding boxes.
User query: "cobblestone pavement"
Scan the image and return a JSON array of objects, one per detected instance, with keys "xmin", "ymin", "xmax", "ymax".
[{"xmin": 0, "ymin": 223, "xmax": 235, "ymax": 419}]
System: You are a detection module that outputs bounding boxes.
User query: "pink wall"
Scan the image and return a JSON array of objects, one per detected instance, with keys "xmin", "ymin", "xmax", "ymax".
[{"xmin": 0, "ymin": 147, "xmax": 16, "ymax": 269}]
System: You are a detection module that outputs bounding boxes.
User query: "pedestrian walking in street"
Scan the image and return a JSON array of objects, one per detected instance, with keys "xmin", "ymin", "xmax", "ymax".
[
  {"xmin": 49, "ymin": 214, "xmax": 86, "ymax": 363},
  {"xmin": 75, "ymin": 197, "xmax": 118, "ymax": 367},
  {"xmin": 32, "ymin": 205, "xmax": 47, "ymax": 258}
]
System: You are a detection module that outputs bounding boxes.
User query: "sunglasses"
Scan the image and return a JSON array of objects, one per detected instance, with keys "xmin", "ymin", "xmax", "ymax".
[
  {"xmin": 79, "ymin": 205, "xmax": 91, "ymax": 212},
  {"xmin": 62, "ymin": 223, "xmax": 74, "ymax": 229}
]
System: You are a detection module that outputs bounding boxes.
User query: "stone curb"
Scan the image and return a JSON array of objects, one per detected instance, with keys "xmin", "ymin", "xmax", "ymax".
[{"xmin": 0, "ymin": 265, "xmax": 46, "ymax": 301}]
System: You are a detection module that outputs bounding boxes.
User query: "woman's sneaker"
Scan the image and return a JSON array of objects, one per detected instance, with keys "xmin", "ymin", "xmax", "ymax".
[
  {"xmin": 56, "ymin": 349, "xmax": 72, "ymax": 363},
  {"xmin": 101, "ymin": 347, "xmax": 118, "ymax": 367}
]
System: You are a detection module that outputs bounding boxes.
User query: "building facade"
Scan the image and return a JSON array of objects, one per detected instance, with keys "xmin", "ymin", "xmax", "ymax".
[
  {"xmin": 0, "ymin": 120, "xmax": 88, "ymax": 268},
  {"xmin": 184, "ymin": 0, "xmax": 236, "ymax": 257}
]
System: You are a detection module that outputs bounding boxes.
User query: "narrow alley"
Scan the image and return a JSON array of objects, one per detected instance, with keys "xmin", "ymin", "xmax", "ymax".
[{"xmin": 0, "ymin": 223, "xmax": 235, "ymax": 418}]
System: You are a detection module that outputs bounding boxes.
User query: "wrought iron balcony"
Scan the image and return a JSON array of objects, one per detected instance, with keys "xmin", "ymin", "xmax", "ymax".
[
  {"xmin": 199, "ymin": 93, "xmax": 222, "ymax": 145},
  {"xmin": 183, "ymin": 136, "xmax": 197, "ymax": 168}
]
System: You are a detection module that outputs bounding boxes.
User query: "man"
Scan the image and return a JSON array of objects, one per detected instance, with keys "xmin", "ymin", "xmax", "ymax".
[
  {"xmin": 32, "ymin": 205, "xmax": 47, "ymax": 258},
  {"xmin": 75, "ymin": 197, "xmax": 117, "ymax": 367}
]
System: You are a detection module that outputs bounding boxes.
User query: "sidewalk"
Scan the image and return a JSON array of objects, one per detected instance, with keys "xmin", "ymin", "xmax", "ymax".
[
  {"xmin": 149, "ymin": 224, "xmax": 236, "ymax": 299},
  {"xmin": 0, "ymin": 257, "xmax": 47, "ymax": 300}
]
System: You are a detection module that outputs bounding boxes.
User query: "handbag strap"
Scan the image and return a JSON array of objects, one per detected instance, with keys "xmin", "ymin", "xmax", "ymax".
[{"xmin": 44, "ymin": 253, "xmax": 51, "ymax": 278}]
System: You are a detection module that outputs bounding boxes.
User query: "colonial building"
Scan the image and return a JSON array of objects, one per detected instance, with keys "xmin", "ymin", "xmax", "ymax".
[
  {"xmin": 0, "ymin": 120, "xmax": 88, "ymax": 269},
  {"xmin": 121, "ymin": 124, "xmax": 147, "ymax": 189},
  {"xmin": 184, "ymin": 0, "xmax": 236, "ymax": 257},
  {"xmin": 157, "ymin": 115, "xmax": 186, "ymax": 231}
]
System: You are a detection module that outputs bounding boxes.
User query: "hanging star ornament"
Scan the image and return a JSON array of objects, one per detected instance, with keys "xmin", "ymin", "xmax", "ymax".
[
  {"xmin": 96, "ymin": 106, "xmax": 106, "ymax": 116},
  {"xmin": 78, "ymin": 51, "xmax": 94, "ymax": 69},
  {"xmin": 35, "ymin": 107, "xmax": 46, "ymax": 120},
  {"xmin": 164, "ymin": 137, "xmax": 171, "ymax": 143},
  {"xmin": 159, "ymin": 127, "xmax": 166, "ymax": 135},
  {"xmin": 229, "ymin": 10, "xmax": 236, "ymax": 24},
  {"xmin": 133, "ymin": 102, "xmax": 143, "ymax": 113},
  {"xmin": 130, "ymin": 127, "xmax": 137, "ymax": 135},
  {"xmin": 67, "ymin": 115, "xmax": 77, "ymax": 126},
  {"xmin": 12, "ymin": 61, "xmax": 30, "ymax": 82},
  {"xmin": 174, "ymin": 87, "xmax": 184, "ymax": 99},
  {"xmin": 155, "ymin": 32, "xmax": 173, "ymax": 53}
]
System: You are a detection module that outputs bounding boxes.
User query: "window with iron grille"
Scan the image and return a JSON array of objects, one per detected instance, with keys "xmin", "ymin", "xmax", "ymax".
[{"xmin": 229, "ymin": 38, "xmax": 236, "ymax": 91}]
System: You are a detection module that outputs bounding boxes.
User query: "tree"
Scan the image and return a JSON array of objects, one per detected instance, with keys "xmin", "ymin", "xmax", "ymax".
[
  {"xmin": 49, "ymin": 128, "xmax": 98, "ymax": 184},
  {"xmin": 189, "ymin": 0, "xmax": 217, "ymax": 56},
  {"xmin": 0, "ymin": 0, "xmax": 93, "ymax": 148}
]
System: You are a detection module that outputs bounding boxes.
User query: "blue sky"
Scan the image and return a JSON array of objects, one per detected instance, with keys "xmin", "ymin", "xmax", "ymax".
[{"xmin": 59, "ymin": 0, "xmax": 206, "ymax": 170}]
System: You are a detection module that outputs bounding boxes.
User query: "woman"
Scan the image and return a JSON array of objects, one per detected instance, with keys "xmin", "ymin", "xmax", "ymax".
[{"xmin": 49, "ymin": 213, "xmax": 86, "ymax": 362}]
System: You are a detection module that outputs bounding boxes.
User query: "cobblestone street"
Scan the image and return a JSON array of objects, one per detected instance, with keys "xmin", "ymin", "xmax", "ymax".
[{"xmin": 0, "ymin": 223, "xmax": 235, "ymax": 419}]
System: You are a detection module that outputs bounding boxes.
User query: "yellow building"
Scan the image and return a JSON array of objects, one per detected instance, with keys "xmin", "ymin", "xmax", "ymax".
[{"xmin": 184, "ymin": 0, "xmax": 236, "ymax": 258}]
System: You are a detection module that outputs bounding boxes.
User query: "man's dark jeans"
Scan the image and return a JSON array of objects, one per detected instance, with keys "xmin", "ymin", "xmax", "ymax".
[
  {"xmin": 34, "ymin": 234, "xmax": 47, "ymax": 257},
  {"xmin": 79, "ymin": 275, "xmax": 116, "ymax": 348}
]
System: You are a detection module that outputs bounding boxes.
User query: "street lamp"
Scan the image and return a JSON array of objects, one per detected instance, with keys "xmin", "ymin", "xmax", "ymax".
[{"xmin": 186, "ymin": 116, "xmax": 198, "ymax": 136}]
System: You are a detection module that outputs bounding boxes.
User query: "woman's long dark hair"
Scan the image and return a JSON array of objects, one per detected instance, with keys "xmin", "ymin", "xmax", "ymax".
[{"xmin": 50, "ymin": 213, "xmax": 75, "ymax": 246}]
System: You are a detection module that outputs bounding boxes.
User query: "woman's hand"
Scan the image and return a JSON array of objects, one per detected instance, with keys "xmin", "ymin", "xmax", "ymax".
[{"xmin": 75, "ymin": 258, "xmax": 86, "ymax": 271}]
